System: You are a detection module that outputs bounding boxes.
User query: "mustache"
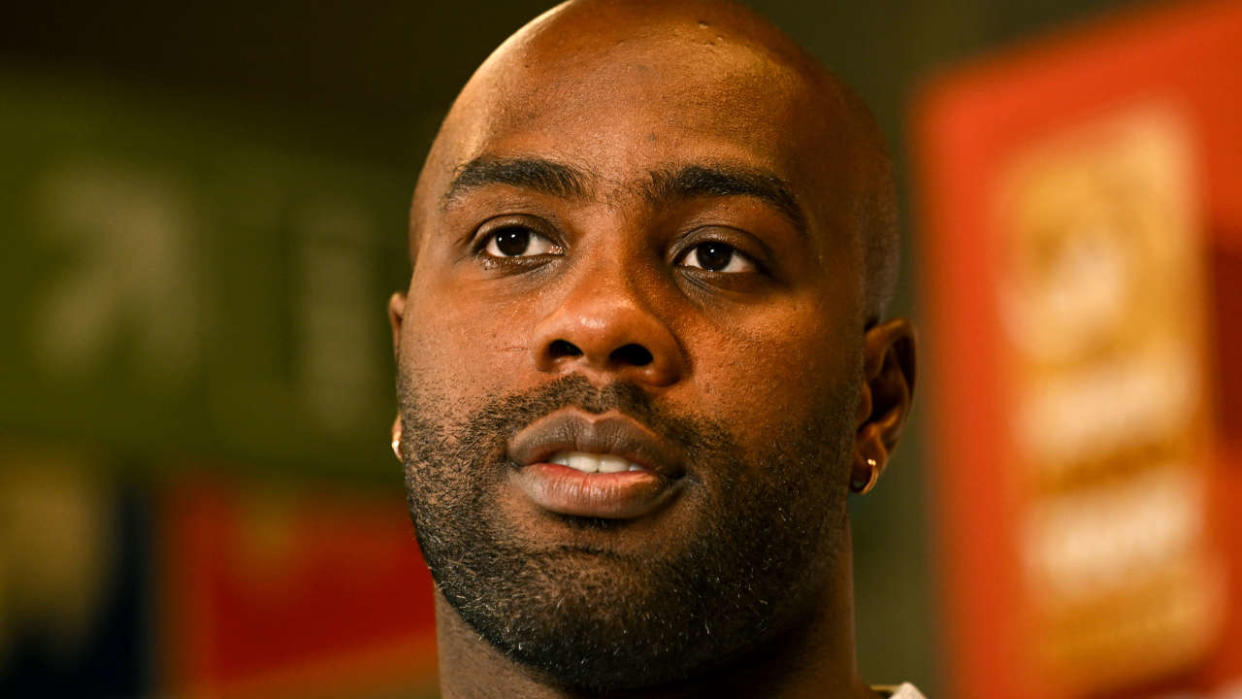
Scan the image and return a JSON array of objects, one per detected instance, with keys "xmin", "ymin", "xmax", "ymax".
[
  {"xmin": 479, "ymin": 374, "xmax": 659, "ymax": 425},
  {"xmin": 400, "ymin": 373, "xmax": 725, "ymax": 458}
]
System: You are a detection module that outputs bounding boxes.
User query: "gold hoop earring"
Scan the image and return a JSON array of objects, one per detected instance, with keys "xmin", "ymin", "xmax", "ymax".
[
  {"xmin": 391, "ymin": 435, "xmax": 401, "ymax": 462},
  {"xmin": 851, "ymin": 457, "xmax": 880, "ymax": 495}
]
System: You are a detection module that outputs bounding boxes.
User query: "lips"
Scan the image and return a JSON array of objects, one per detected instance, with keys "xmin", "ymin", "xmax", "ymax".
[{"xmin": 507, "ymin": 409, "xmax": 685, "ymax": 519}]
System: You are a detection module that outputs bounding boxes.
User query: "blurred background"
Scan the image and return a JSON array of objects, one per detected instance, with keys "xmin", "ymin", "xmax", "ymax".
[{"xmin": 2, "ymin": 0, "xmax": 1240, "ymax": 697}]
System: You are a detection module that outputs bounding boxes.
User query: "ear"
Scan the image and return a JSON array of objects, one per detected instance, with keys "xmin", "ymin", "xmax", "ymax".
[
  {"xmin": 388, "ymin": 292, "xmax": 407, "ymax": 358},
  {"xmin": 851, "ymin": 318, "xmax": 917, "ymax": 493},
  {"xmin": 388, "ymin": 292, "xmax": 407, "ymax": 462},
  {"xmin": 391, "ymin": 414, "xmax": 403, "ymax": 462}
]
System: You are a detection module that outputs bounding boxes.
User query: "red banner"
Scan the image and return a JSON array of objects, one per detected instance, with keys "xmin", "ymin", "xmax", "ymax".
[
  {"xmin": 159, "ymin": 479, "xmax": 438, "ymax": 698},
  {"xmin": 914, "ymin": 1, "xmax": 1242, "ymax": 697}
]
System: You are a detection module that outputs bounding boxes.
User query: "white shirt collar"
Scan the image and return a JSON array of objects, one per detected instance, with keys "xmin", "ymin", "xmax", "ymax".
[{"xmin": 875, "ymin": 683, "xmax": 926, "ymax": 699}]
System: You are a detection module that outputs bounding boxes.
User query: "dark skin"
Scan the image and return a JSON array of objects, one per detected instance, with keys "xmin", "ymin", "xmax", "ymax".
[{"xmin": 389, "ymin": 1, "xmax": 916, "ymax": 696}]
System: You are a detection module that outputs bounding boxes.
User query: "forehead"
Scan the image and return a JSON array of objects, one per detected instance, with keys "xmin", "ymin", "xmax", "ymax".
[
  {"xmin": 487, "ymin": 37, "xmax": 793, "ymax": 138},
  {"xmin": 438, "ymin": 33, "xmax": 856, "ymax": 227}
]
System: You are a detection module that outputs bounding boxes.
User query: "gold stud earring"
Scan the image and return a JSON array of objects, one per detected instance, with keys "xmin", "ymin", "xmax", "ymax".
[{"xmin": 851, "ymin": 457, "xmax": 880, "ymax": 495}]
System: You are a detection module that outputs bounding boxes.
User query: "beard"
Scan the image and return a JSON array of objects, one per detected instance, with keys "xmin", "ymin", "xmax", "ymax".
[{"xmin": 397, "ymin": 372, "xmax": 856, "ymax": 693}]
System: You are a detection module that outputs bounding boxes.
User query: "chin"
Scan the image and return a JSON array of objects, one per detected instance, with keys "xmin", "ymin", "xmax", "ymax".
[{"xmin": 435, "ymin": 548, "xmax": 787, "ymax": 693}]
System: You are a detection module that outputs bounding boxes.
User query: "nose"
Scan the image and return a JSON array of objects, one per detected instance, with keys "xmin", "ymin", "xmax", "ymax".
[{"xmin": 531, "ymin": 267, "xmax": 684, "ymax": 388}]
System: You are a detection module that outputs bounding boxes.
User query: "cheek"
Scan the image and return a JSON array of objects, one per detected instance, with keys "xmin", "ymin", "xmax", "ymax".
[
  {"xmin": 399, "ymin": 278, "xmax": 538, "ymax": 410},
  {"xmin": 684, "ymin": 298, "xmax": 860, "ymax": 446}
]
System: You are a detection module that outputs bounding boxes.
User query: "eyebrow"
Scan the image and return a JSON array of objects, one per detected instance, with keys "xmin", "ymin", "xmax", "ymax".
[
  {"xmin": 443, "ymin": 156, "xmax": 592, "ymax": 205},
  {"xmin": 442, "ymin": 156, "xmax": 807, "ymax": 235},
  {"xmin": 646, "ymin": 164, "xmax": 807, "ymax": 236}
]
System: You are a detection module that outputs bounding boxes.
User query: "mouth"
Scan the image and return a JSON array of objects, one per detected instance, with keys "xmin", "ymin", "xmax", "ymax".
[
  {"xmin": 507, "ymin": 409, "xmax": 685, "ymax": 520},
  {"xmin": 544, "ymin": 451, "xmax": 649, "ymax": 473}
]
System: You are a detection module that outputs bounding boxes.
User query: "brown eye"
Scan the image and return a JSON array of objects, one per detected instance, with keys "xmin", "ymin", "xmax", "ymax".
[
  {"xmin": 482, "ymin": 226, "xmax": 559, "ymax": 257},
  {"xmin": 679, "ymin": 242, "xmax": 756, "ymax": 273},
  {"xmin": 495, "ymin": 228, "xmax": 530, "ymax": 255}
]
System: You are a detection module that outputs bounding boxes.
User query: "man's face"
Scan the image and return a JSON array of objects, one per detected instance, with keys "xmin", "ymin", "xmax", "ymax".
[{"xmin": 393, "ymin": 32, "xmax": 869, "ymax": 691}]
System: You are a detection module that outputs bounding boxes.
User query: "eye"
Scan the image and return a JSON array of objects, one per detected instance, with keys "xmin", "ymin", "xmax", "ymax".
[
  {"xmin": 678, "ymin": 241, "xmax": 756, "ymax": 273},
  {"xmin": 482, "ymin": 226, "xmax": 560, "ymax": 258}
]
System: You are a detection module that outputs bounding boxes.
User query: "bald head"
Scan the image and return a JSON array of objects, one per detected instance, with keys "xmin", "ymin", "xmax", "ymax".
[{"xmin": 411, "ymin": 0, "xmax": 899, "ymax": 322}]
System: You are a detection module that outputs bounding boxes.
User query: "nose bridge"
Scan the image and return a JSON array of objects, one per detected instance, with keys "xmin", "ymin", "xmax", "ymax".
[
  {"xmin": 532, "ymin": 236, "xmax": 683, "ymax": 387},
  {"xmin": 567, "ymin": 241, "xmax": 642, "ymax": 318}
]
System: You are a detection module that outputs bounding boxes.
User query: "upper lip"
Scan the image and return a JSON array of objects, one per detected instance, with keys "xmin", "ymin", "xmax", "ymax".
[{"xmin": 507, "ymin": 409, "xmax": 685, "ymax": 478}]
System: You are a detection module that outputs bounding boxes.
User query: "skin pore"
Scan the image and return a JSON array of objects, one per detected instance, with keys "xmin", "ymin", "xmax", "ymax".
[{"xmin": 388, "ymin": 1, "xmax": 916, "ymax": 697}]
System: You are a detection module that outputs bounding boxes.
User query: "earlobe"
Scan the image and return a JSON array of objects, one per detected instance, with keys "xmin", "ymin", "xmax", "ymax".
[
  {"xmin": 389, "ymin": 294, "xmax": 406, "ymax": 463},
  {"xmin": 388, "ymin": 292, "xmax": 407, "ymax": 357},
  {"xmin": 391, "ymin": 415, "xmax": 403, "ymax": 462},
  {"xmin": 851, "ymin": 318, "xmax": 917, "ymax": 494}
]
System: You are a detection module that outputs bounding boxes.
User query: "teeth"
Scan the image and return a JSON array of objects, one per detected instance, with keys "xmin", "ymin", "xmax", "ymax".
[
  {"xmin": 598, "ymin": 455, "xmax": 629, "ymax": 473},
  {"xmin": 549, "ymin": 451, "xmax": 643, "ymax": 475},
  {"xmin": 566, "ymin": 453, "xmax": 599, "ymax": 473}
]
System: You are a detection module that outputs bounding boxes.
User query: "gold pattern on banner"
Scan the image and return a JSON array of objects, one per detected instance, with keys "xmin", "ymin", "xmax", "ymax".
[{"xmin": 995, "ymin": 105, "xmax": 1225, "ymax": 696}]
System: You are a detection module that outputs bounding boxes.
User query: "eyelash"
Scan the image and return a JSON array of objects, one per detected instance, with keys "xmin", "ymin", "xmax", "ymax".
[
  {"xmin": 472, "ymin": 223, "xmax": 764, "ymax": 276},
  {"xmin": 472, "ymin": 222, "xmax": 561, "ymax": 262},
  {"xmin": 673, "ymin": 241, "xmax": 759, "ymax": 274}
]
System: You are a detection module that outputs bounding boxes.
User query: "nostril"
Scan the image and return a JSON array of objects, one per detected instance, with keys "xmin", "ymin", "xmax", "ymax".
[
  {"xmin": 548, "ymin": 339, "xmax": 583, "ymax": 360},
  {"xmin": 611, "ymin": 343, "xmax": 653, "ymax": 367}
]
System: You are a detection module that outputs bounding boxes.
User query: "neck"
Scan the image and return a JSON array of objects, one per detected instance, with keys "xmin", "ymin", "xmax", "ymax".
[{"xmin": 433, "ymin": 540, "xmax": 877, "ymax": 699}]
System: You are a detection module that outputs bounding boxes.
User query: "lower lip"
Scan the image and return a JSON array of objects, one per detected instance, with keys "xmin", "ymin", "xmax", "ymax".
[{"xmin": 511, "ymin": 463, "xmax": 678, "ymax": 519}]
